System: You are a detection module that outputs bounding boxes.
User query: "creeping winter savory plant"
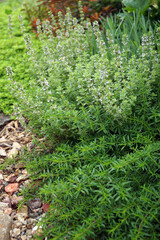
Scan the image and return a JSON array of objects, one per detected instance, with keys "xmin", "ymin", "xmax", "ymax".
[{"xmin": 7, "ymin": 4, "xmax": 160, "ymax": 240}]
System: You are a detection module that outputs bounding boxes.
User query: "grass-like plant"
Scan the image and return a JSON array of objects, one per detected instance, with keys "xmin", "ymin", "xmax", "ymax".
[
  {"xmin": 100, "ymin": 10, "xmax": 158, "ymax": 55},
  {"xmin": 8, "ymin": 5, "xmax": 160, "ymax": 240}
]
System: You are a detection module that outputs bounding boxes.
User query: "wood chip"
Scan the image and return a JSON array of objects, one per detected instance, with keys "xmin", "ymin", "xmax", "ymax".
[
  {"xmin": 7, "ymin": 148, "xmax": 19, "ymax": 159},
  {"xmin": 12, "ymin": 142, "xmax": 21, "ymax": 150},
  {"xmin": 0, "ymin": 149, "xmax": 7, "ymax": 157}
]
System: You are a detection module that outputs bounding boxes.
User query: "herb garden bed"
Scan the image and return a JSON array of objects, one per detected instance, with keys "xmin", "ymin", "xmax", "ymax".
[{"xmin": 0, "ymin": 0, "xmax": 160, "ymax": 239}]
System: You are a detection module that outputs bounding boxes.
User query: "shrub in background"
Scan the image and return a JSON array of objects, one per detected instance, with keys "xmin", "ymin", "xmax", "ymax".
[
  {"xmin": 22, "ymin": 0, "xmax": 122, "ymax": 34},
  {"xmin": 122, "ymin": 0, "xmax": 160, "ymax": 20},
  {"xmin": 8, "ymin": 6, "xmax": 160, "ymax": 239},
  {"xmin": 89, "ymin": 0, "xmax": 122, "ymax": 17},
  {"xmin": 21, "ymin": 0, "xmax": 160, "ymax": 36}
]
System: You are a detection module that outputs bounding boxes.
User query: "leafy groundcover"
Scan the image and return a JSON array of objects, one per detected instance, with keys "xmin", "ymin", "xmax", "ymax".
[{"xmin": 0, "ymin": 0, "xmax": 37, "ymax": 114}]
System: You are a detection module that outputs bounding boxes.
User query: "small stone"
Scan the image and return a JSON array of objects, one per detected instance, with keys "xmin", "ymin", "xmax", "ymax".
[
  {"xmin": 21, "ymin": 236, "xmax": 27, "ymax": 240},
  {"xmin": 15, "ymin": 213, "xmax": 27, "ymax": 224},
  {"xmin": 26, "ymin": 229, "xmax": 32, "ymax": 235},
  {"xmin": 0, "ymin": 158, "xmax": 4, "ymax": 164},
  {"xmin": 8, "ymin": 174, "xmax": 17, "ymax": 183},
  {"xmin": 28, "ymin": 198, "xmax": 42, "ymax": 211},
  {"xmin": 14, "ymin": 169, "xmax": 20, "ymax": 176},
  {"xmin": 16, "ymin": 174, "xmax": 29, "ymax": 182},
  {"xmin": 6, "ymin": 166, "xmax": 13, "ymax": 172},
  {"xmin": 0, "ymin": 173, "xmax": 3, "ymax": 180},
  {"xmin": 11, "ymin": 211, "xmax": 16, "ymax": 217},
  {"xmin": 26, "ymin": 221, "xmax": 33, "ymax": 229},
  {"xmin": 33, "ymin": 207, "xmax": 43, "ymax": 213},
  {"xmin": 36, "ymin": 215, "xmax": 42, "ymax": 220},
  {"xmin": 0, "ymin": 213, "xmax": 12, "ymax": 240},
  {"xmin": 0, "ymin": 202, "xmax": 9, "ymax": 210},
  {"xmin": 2, "ymin": 192, "xmax": 10, "ymax": 198},
  {"xmin": 3, "ymin": 175, "xmax": 9, "ymax": 182},
  {"xmin": 27, "ymin": 218, "xmax": 36, "ymax": 225},
  {"xmin": 14, "ymin": 163, "xmax": 24, "ymax": 169},
  {"xmin": 11, "ymin": 195, "xmax": 23, "ymax": 207},
  {"xmin": 13, "ymin": 228, "xmax": 21, "ymax": 236},
  {"xmin": 17, "ymin": 205, "xmax": 28, "ymax": 218},
  {"xmin": 28, "ymin": 212, "xmax": 39, "ymax": 218},
  {"xmin": 0, "ymin": 149, "xmax": 7, "ymax": 157},
  {"xmin": 23, "ymin": 180, "xmax": 31, "ymax": 188},
  {"xmin": 4, "ymin": 208, "xmax": 12, "ymax": 215},
  {"xmin": 21, "ymin": 169, "xmax": 28, "ymax": 175},
  {"xmin": 3, "ymin": 196, "xmax": 11, "ymax": 207},
  {"xmin": 4, "ymin": 174, "xmax": 16, "ymax": 182},
  {"xmin": 21, "ymin": 226, "xmax": 26, "ymax": 231},
  {"xmin": 5, "ymin": 183, "xmax": 19, "ymax": 195},
  {"xmin": 14, "ymin": 221, "xmax": 22, "ymax": 228}
]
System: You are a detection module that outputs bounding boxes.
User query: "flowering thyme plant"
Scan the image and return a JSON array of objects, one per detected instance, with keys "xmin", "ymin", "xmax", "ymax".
[
  {"xmin": 7, "ymin": 5, "xmax": 160, "ymax": 239},
  {"xmin": 7, "ymin": 7, "xmax": 160, "ymax": 141}
]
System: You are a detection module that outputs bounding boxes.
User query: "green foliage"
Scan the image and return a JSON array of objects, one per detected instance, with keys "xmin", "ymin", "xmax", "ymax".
[
  {"xmin": 122, "ymin": 0, "xmax": 160, "ymax": 20},
  {"xmin": 122, "ymin": 0, "xmax": 151, "ymax": 13},
  {"xmin": 0, "ymin": 0, "xmax": 41, "ymax": 114},
  {"xmin": 8, "ymin": 8, "xmax": 160, "ymax": 239},
  {"xmin": 10, "ymin": 11, "xmax": 160, "ymax": 139},
  {"xmin": 21, "ymin": 0, "xmax": 47, "ymax": 21},
  {"xmin": 21, "ymin": 141, "xmax": 160, "ymax": 239},
  {"xmin": 101, "ymin": 11, "xmax": 156, "ymax": 55}
]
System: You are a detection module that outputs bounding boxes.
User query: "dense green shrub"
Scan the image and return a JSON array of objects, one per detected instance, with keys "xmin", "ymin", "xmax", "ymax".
[{"xmin": 8, "ymin": 7, "xmax": 160, "ymax": 239}]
